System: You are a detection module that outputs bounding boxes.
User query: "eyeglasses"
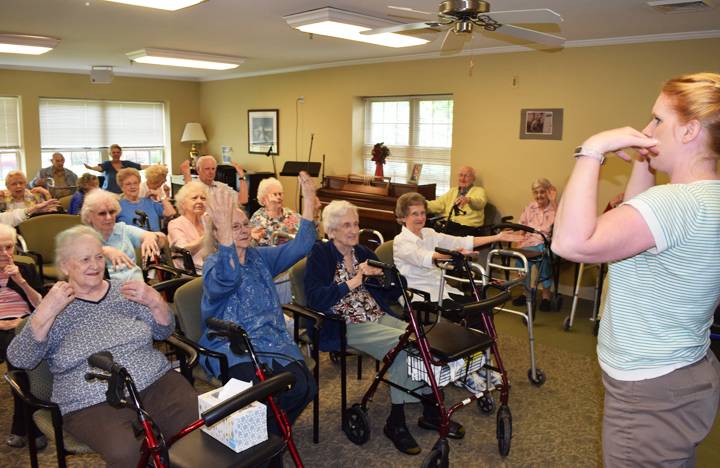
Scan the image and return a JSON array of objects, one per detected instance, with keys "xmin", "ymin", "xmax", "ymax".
[{"xmin": 96, "ymin": 209, "xmax": 118, "ymax": 217}]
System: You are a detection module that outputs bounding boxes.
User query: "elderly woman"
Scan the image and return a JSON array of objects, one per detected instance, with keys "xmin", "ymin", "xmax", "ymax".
[
  {"xmin": 552, "ymin": 73, "xmax": 720, "ymax": 466},
  {"xmin": 511, "ymin": 178, "xmax": 558, "ymax": 311},
  {"xmin": 84, "ymin": 144, "xmax": 149, "ymax": 194},
  {"xmin": 116, "ymin": 168, "xmax": 175, "ymax": 232},
  {"xmin": 168, "ymin": 181, "xmax": 208, "ymax": 272},
  {"xmin": 199, "ymin": 172, "xmax": 318, "ymax": 436},
  {"xmin": 393, "ymin": 192, "xmax": 521, "ymax": 302},
  {"xmin": 81, "ymin": 189, "xmax": 165, "ymax": 282},
  {"xmin": 139, "ymin": 164, "xmax": 171, "ymax": 201},
  {"xmin": 249, "ymin": 177, "xmax": 302, "ymax": 246},
  {"xmin": 7, "ymin": 225, "xmax": 197, "ymax": 467},
  {"xmin": 0, "ymin": 171, "xmax": 52, "ymax": 212},
  {"xmin": 305, "ymin": 200, "xmax": 465, "ymax": 456},
  {"xmin": 68, "ymin": 173, "xmax": 99, "ymax": 215},
  {"xmin": 0, "ymin": 224, "xmax": 45, "ymax": 450}
]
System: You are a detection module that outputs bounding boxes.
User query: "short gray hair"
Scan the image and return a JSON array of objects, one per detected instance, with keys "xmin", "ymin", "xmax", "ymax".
[
  {"xmin": 256, "ymin": 177, "xmax": 283, "ymax": 206},
  {"xmin": 0, "ymin": 223, "xmax": 17, "ymax": 244},
  {"xmin": 55, "ymin": 225, "xmax": 103, "ymax": 279},
  {"xmin": 322, "ymin": 200, "xmax": 358, "ymax": 237},
  {"xmin": 395, "ymin": 192, "xmax": 427, "ymax": 224},
  {"xmin": 175, "ymin": 181, "xmax": 208, "ymax": 216},
  {"xmin": 81, "ymin": 190, "xmax": 121, "ymax": 225},
  {"xmin": 196, "ymin": 155, "xmax": 217, "ymax": 170},
  {"xmin": 531, "ymin": 178, "xmax": 553, "ymax": 191}
]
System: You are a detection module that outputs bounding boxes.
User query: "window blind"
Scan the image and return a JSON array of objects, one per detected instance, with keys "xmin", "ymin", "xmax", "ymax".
[
  {"xmin": 39, "ymin": 98, "xmax": 165, "ymax": 149},
  {"xmin": 0, "ymin": 97, "xmax": 20, "ymax": 149}
]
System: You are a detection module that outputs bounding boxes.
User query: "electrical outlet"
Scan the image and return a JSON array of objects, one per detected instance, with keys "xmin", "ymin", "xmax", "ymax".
[
  {"xmin": 512, "ymin": 76, "xmax": 519, "ymax": 88},
  {"xmin": 298, "ymin": 96, "xmax": 305, "ymax": 103}
]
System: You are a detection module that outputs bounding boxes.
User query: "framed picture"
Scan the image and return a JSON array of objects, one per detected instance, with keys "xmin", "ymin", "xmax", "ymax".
[
  {"xmin": 519, "ymin": 108, "xmax": 563, "ymax": 140},
  {"xmin": 248, "ymin": 109, "xmax": 279, "ymax": 154},
  {"xmin": 408, "ymin": 163, "xmax": 423, "ymax": 184}
]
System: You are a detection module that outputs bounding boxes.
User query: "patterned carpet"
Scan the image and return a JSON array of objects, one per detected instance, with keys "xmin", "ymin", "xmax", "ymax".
[{"xmin": 0, "ymin": 324, "xmax": 604, "ymax": 467}]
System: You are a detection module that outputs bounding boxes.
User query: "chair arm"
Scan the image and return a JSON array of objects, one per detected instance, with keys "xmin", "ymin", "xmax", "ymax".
[
  {"xmin": 171, "ymin": 333, "xmax": 230, "ymax": 383},
  {"xmin": 282, "ymin": 303, "xmax": 343, "ymax": 328},
  {"xmin": 145, "ymin": 263, "xmax": 186, "ymax": 280},
  {"xmin": 164, "ymin": 334, "xmax": 199, "ymax": 371},
  {"xmin": 407, "ymin": 287, "xmax": 431, "ymax": 302},
  {"xmin": 3, "ymin": 370, "xmax": 59, "ymax": 411},
  {"xmin": 152, "ymin": 276, "xmax": 195, "ymax": 301}
]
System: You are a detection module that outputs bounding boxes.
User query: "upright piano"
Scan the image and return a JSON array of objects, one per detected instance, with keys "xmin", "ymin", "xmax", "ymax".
[{"xmin": 317, "ymin": 175, "xmax": 436, "ymax": 241}]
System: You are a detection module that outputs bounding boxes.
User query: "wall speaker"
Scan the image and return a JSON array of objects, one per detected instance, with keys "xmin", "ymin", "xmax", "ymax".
[{"xmin": 90, "ymin": 66, "xmax": 113, "ymax": 84}]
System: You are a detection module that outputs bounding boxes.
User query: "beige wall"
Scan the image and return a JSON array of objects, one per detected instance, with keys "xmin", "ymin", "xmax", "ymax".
[
  {"xmin": 0, "ymin": 69, "xmax": 201, "ymax": 178},
  {"xmin": 200, "ymin": 38, "xmax": 720, "ymax": 216}
]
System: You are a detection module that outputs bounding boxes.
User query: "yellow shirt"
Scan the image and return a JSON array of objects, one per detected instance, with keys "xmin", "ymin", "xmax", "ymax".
[{"xmin": 427, "ymin": 186, "xmax": 487, "ymax": 227}]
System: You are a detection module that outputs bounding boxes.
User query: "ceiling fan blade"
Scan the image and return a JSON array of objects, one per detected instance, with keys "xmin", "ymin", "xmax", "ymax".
[
  {"xmin": 486, "ymin": 9, "xmax": 563, "ymax": 25},
  {"xmin": 441, "ymin": 29, "xmax": 470, "ymax": 53},
  {"xmin": 388, "ymin": 5, "xmax": 434, "ymax": 18},
  {"xmin": 494, "ymin": 24, "xmax": 565, "ymax": 47},
  {"xmin": 361, "ymin": 21, "xmax": 441, "ymax": 35}
]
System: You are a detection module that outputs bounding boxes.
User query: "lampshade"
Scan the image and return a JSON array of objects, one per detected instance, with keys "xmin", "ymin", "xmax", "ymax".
[{"xmin": 181, "ymin": 123, "xmax": 207, "ymax": 143}]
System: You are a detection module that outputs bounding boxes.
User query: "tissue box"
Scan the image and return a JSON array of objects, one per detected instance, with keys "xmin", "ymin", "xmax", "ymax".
[{"xmin": 197, "ymin": 379, "xmax": 268, "ymax": 453}]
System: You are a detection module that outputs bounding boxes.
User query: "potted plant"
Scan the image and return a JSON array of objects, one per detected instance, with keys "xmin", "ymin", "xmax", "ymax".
[{"xmin": 371, "ymin": 142, "xmax": 390, "ymax": 177}]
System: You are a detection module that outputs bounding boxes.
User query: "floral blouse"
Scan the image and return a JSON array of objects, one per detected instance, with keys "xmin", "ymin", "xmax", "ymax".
[
  {"xmin": 330, "ymin": 250, "xmax": 384, "ymax": 325},
  {"xmin": 249, "ymin": 207, "xmax": 302, "ymax": 246}
]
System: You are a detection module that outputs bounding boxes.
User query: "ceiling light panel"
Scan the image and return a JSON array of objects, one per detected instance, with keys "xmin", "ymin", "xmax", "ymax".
[
  {"xmin": 0, "ymin": 34, "xmax": 60, "ymax": 55},
  {"xmin": 105, "ymin": 0, "xmax": 206, "ymax": 11},
  {"xmin": 284, "ymin": 7, "xmax": 429, "ymax": 48},
  {"xmin": 126, "ymin": 48, "xmax": 244, "ymax": 70}
]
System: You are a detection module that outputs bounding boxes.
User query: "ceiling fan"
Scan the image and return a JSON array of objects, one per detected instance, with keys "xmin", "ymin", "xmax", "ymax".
[{"xmin": 362, "ymin": 0, "xmax": 565, "ymax": 52}]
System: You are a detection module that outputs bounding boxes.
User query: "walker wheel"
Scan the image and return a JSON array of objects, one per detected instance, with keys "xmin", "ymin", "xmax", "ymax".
[
  {"xmin": 421, "ymin": 439, "xmax": 449, "ymax": 468},
  {"xmin": 343, "ymin": 404, "xmax": 370, "ymax": 445},
  {"xmin": 497, "ymin": 405, "xmax": 513, "ymax": 456},
  {"xmin": 477, "ymin": 394, "xmax": 496, "ymax": 415},
  {"xmin": 563, "ymin": 316, "xmax": 571, "ymax": 331},
  {"xmin": 528, "ymin": 368, "xmax": 546, "ymax": 386}
]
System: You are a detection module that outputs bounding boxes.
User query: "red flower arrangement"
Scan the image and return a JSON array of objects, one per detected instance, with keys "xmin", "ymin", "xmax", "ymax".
[{"xmin": 371, "ymin": 142, "xmax": 390, "ymax": 165}]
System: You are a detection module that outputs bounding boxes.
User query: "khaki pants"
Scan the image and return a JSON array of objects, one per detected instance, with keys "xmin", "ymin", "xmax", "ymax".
[{"xmin": 602, "ymin": 351, "xmax": 720, "ymax": 467}]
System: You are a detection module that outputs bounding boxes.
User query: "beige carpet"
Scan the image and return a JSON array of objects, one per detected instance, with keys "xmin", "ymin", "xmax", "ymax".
[{"xmin": 0, "ymin": 328, "xmax": 604, "ymax": 467}]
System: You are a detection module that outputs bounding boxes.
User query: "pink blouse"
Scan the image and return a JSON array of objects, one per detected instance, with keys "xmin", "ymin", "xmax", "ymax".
[{"xmin": 515, "ymin": 202, "xmax": 556, "ymax": 249}]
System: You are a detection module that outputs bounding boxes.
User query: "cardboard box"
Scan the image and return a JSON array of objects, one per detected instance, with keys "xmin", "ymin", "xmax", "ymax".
[{"xmin": 197, "ymin": 379, "xmax": 268, "ymax": 453}]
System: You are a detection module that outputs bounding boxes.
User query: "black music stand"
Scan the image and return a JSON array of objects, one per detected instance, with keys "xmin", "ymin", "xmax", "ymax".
[{"xmin": 279, "ymin": 161, "xmax": 322, "ymax": 177}]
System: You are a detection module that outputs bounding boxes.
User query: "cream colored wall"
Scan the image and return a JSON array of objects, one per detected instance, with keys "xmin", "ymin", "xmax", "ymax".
[
  {"xmin": 200, "ymin": 38, "xmax": 720, "ymax": 217},
  {"xmin": 0, "ymin": 69, "xmax": 201, "ymax": 178}
]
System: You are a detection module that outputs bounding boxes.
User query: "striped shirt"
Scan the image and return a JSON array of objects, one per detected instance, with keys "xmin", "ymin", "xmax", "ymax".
[{"xmin": 598, "ymin": 180, "xmax": 720, "ymax": 380}]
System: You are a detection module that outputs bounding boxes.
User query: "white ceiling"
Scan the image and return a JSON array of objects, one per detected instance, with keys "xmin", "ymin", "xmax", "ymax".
[{"xmin": 1, "ymin": 0, "xmax": 719, "ymax": 81}]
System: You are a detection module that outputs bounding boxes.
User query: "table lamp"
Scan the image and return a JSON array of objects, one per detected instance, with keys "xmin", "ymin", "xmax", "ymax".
[{"xmin": 180, "ymin": 122, "xmax": 207, "ymax": 168}]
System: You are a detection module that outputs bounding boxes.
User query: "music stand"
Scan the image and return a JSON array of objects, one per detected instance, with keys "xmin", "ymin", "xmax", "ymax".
[{"xmin": 279, "ymin": 161, "xmax": 322, "ymax": 177}]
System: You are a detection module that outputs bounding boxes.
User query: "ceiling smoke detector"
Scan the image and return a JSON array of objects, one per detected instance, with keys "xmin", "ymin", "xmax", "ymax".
[{"xmin": 646, "ymin": 0, "xmax": 715, "ymax": 14}]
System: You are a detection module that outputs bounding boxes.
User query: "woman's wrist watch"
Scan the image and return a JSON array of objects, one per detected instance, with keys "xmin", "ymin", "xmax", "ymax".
[{"xmin": 574, "ymin": 146, "xmax": 606, "ymax": 165}]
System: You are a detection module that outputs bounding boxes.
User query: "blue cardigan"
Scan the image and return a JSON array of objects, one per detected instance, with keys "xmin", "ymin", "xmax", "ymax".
[
  {"xmin": 200, "ymin": 219, "xmax": 316, "ymax": 377},
  {"xmin": 304, "ymin": 241, "xmax": 402, "ymax": 351}
]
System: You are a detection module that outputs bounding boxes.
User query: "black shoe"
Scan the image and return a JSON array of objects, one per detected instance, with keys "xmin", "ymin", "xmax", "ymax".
[
  {"xmin": 539, "ymin": 299, "xmax": 552, "ymax": 311},
  {"xmin": 417, "ymin": 416, "xmax": 465, "ymax": 440},
  {"xmin": 384, "ymin": 423, "xmax": 421, "ymax": 455},
  {"xmin": 512, "ymin": 295, "xmax": 527, "ymax": 306}
]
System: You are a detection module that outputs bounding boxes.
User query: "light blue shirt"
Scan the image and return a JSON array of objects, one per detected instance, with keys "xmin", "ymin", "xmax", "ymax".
[
  {"xmin": 103, "ymin": 222, "xmax": 145, "ymax": 282},
  {"xmin": 598, "ymin": 181, "xmax": 720, "ymax": 379}
]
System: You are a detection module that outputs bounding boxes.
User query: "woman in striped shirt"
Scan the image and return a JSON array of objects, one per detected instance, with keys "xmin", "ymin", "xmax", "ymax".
[
  {"xmin": 553, "ymin": 73, "xmax": 720, "ymax": 467},
  {"xmin": 0, "ymin": 223, "xmax": 45, "ymax": 449}
]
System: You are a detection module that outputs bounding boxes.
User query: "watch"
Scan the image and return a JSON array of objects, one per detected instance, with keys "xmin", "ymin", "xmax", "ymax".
[{"xmin": 574, "ymin": 146, "xmax": 605, "ymax": 165}]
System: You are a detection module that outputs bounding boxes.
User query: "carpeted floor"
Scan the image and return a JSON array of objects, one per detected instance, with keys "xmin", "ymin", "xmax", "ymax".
[{"xmin": 0, "ymin": 296, "xmax": 717, "ymax": 467}]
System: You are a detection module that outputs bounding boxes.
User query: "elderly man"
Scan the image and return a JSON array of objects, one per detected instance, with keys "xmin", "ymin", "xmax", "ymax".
[
  {"xmin": 180, "ymin": 155, "xmax": 248, "ymax": 206},
  {"xmin": 427, "ymin": 166, "xmax": 487, "ymax": 236},
  {"xmin": 30, "ymin": 153, "xmax": 79, "ymax": 198}
]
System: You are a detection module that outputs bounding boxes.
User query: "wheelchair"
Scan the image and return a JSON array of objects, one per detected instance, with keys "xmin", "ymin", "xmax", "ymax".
[{"xmin": 341, "ymin": 256, "xmax": 514, "ymax": 465}]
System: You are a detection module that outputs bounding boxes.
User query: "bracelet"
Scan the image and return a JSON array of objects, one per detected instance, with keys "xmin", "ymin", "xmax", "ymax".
[{"xmin": 574, "ymin": 146, "xmax": 606, "ymax": 165}]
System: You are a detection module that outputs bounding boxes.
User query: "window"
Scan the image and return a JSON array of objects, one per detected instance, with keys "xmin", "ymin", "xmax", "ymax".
[
  {"xmin": 363, "ymin": 95, "xmax": 453, "ymax": 193},
  {"xmin": 39, "ymin": 98, "xmax": 166, "ymax": 178},
  {"xmin": 0, "ymin": 97, "xmax": 22, "ymax": 188}
]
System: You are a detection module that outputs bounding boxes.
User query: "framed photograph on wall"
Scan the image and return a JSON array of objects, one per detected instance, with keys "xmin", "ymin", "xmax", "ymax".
[
  {"xmin": 519, "ymin": 108, "xmax": 563, "ymax": 140},
  {"xmin": 408, "ymin": 163, "xmax": 423, "ymax": 184},
  {"xmin": 248, "ymin": 109, "xmax": 279, "ymax": 154}
]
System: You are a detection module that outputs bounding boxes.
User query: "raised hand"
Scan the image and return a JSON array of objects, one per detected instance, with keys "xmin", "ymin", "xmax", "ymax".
[
  {"xmin": 27, "ymin": 198, "xmax": 60, "ymax": 215},
  {"xmin": 206, "ymin": 187, "xmax": 236, "ymax": 246},
  {"xmin": 581, "ymin": 127, "xmax": 659, "ymax": 162}
]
